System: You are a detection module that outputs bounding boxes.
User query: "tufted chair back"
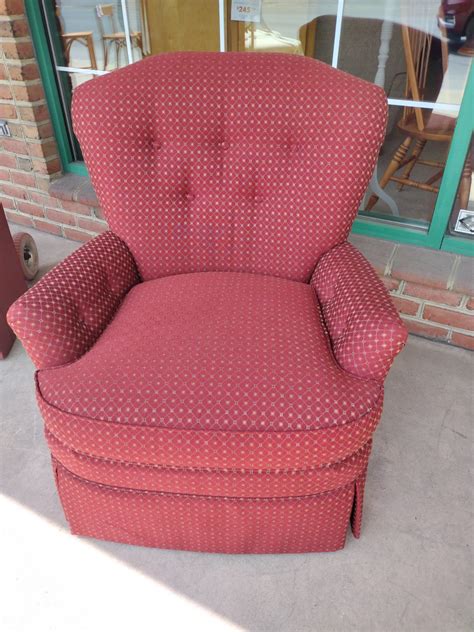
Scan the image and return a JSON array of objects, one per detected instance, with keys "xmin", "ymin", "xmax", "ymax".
[{"xmin": 72, "ymin": 52, "xmax": 387, "ymax": 282}]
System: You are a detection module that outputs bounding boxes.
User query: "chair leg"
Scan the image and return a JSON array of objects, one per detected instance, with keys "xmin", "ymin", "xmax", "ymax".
[
  {"xmin": 366, "ymin": 136, "xmax": 412, "ymax": 211},
  {"xmin": 116, "ymin": 41, "xmax": 120, "ymax": 68},
  {"xmin": 399, "ymin": 139, "xmax": 426, "ymax": 190},
  {"xmin": 424, "ymin": 169, "xmax": 444, "ymax": 187},
  {"xmin": 459, "ymin": 153, "xmax": 472, "ymax": 210},
  {"xmin": 87, "ymin": 34, "xmax": 97, "ymax": 70},
  {"xmin": 103, "ymin": 41, "xmax": 108, "ymax": 71}
]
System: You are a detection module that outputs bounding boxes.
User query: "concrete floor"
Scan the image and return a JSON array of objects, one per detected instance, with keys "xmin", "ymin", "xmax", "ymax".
[{"xmin": 0, "ymin": 227, "xmax": 472, "ymax": 632}]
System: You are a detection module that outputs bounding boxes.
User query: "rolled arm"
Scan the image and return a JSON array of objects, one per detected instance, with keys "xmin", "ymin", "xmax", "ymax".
[
  {"xmin": 7, "ymin": 231, "xmax": 140, "ymax": 369},
  {"xmin": 311, "ymin": 241, "xmax": 407, "ymax": 382}
]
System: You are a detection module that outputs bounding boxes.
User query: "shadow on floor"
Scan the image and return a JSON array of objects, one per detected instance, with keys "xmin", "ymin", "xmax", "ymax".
[{"xmin": 0, "ymin": 230, "xmax": 472, "ymax": 631}]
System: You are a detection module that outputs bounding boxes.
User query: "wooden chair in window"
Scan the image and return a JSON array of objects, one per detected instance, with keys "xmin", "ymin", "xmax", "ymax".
[
  {"xmin": 56, "ymin": 6, "xmax": 97, "ymax": 70},
  {"xmin": 96, "ymin": 3, "xmax": 143, "ymax": 70},
  {"xmin": 366, "ymin": 17, "xmax": 471, "ymax": 211}
]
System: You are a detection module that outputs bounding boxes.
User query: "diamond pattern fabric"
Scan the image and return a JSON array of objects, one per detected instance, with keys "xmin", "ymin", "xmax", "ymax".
[
  {"xmin": 72, "ymin": 52, "xmax": 387, "ymax": 282},
  {"xmin": 47, "ymin": 429, "xmax": 372, "ymax": 498},
  {"xmin": 54, "ymin": 459, "xmax": 362, "ymax": 553},
  {"xmin": 37, "ymin": 272, "xmax": 381, "ymax": 433},
  {"xmin": 312, "ymin": 241, "xmax": 407, "ymax": 381},
  {"xmin": 7, "ymin": 52, "xmax": 406, "ymax": 553},
  {"xmin": 7, "ymin": 231, "xmax": 139, "ymax": 369}
]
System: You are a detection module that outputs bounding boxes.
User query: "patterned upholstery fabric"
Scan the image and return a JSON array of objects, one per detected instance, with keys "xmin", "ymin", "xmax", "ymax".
[
  {"xmin": 312, "ymin": 242, "xmax": 407, "ymax": 381},
  {"xmin": 53, "ymin": 458, "xmax": 364, "ymax": 553},
  {"xmin": 72, "ymin": 52, "xmax": 387, "ymax": 282},
  {"xmin": 37, "ymin": 272, "xmax": 382, "ymax": 434},
  {"xmin": 7, "ymin": 231, "xmax": 139, "ymax": 369},
  {"xmin": 8, "ymin": 52, "xmax": 407, "ymax": 553}
]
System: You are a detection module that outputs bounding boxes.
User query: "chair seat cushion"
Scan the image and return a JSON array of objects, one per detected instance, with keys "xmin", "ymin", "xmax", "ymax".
[{"xmin": 37, "ymin": 272, "xmax": 382, "ymax": 469}]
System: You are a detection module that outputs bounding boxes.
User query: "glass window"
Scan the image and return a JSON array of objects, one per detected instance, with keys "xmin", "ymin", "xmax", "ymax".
[
  {"xmin": 336, "ymin": 1, "xmax": 471, "ymax": 232},
  {"xmin": 226, "ymin": 1, "xmax": 336, "ymax": 57},
  {"xmin": 27, "ymin": 0, "xmax": 474, "ymax": 252}
]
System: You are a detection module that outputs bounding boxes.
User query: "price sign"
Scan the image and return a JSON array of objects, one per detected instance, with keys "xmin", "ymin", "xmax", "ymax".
[{"xmin": 231, "ymin": 0, "xmax": 262, "ymax": 23}]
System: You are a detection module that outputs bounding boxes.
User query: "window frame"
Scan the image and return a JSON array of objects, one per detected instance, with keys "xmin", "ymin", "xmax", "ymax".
[{"xmin": 26, "ymin": 0, "xmax": 473, "ymax": 255}]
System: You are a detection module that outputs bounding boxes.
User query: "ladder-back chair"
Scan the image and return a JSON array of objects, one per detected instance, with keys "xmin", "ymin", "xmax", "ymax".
[{"xmin": 366, "ymin": 9, "xmax": 471, "ymax": 211}]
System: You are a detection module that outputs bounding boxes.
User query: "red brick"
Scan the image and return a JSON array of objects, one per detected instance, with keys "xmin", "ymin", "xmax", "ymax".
[
  {"xmin": 77, "ymin": 217, "xmax": 107, "ymax": 233},
  {"xmin": 450, "ymin": 332, "xmax": 474, "ymax": 351},
  {"xmin": 467, "ymin": 297, "xmax": 474, "ymax": 311},
  {"xmin": 31, "ymin": 157, "xmax": 61, "ymax": 175},
  {"xmin": 0, "ymin": 167, "xmax": 11, "ymax": 182},
  {"xmin": 61, "ymin": 199, "xmax": 94, "ymax": 215},
  {"xmin": 1, "ymin": 183, "xmax": 28, "ymax": 199},
  {"xmin": 402, "ymin": 318, "xmax": 449, "ymax": 341},
  {"xmin": 0, "ymin": 64, "xmax": 7, "ymax": 80},
  {"xmin": 27, "ymin": 139, "xmax": 57, "ymax": 159},
  {"xmin": 381, "ymin": 276, "xmax": 400, "ymax": 292},
  {"xmin": 423, "ymin": 305, "xmax": 474, "ymax": 331},
  {"xmin": 0, "ymin": 84, "xmax": 13, "ymax": 99},
  {"xmin": 34, "ymin": 219, "xmax": 62, "ymax": 236},
  {"xmin": 0, "ymin": 21, "xmax": 13, "ymax": 37},
  {"xmin": 403, "ymin": 282, "xmax": 463, "ymax": 307},
  {"xmin": 0, "ymin": 18, "xmax": 28, "ymax": 36},
  {"xmin": 16, "ymin": 200, "xmax": 44, "ymax": 217},
  {"xmin": 0, "ymin": 153, "xmax": 17, "ymax": 168},
  {"xmin": 10, "ymin": 170, "xmax": 34, "ymax": 186},
  {"xmin": 23, "ymin": 122, "xmax": 53, "ymax": 140},
  {"xmin": 11, "ymin": 18, "xmax": 29, "ymax": 36},
  {"xmin": 1, "ymin": 137, "xmax": 27, "ymax": 155},
  {"xmin": 0, "ymin": 0, "xmax": 25, "ymax": 14},
  {"xmin": 0, "ymin": 103, "xmax": 17, "ymax": 118},
  {"xmin": 12, "ymin": 83, "xmax": 44, "ymax": 102},
  {"xmin": 44, "ymin": 208, "xmax": 76, "ymax": 226},
  {"xmin": 4, "ymin": 210, "xmax": 34, "ymax": 227},
  {"xmin": 29, "ymin": 190, "xmax": 60, "ymax": 207},
  {"xmin": 63, "ymin": 227, "xmax": 93, "ymax": 242},
  {"xmin": 391, "ymin": 296, "xmax": 420, "ymax": 316},
  {"xmin": 17, "ymin": 104, "xmax": 49, "ymax": 123},
  {"xmin": 2, "ymin": 42, "xmax": 34, "ymax": 61},
  {"xmin": 7, "ymin": 62, "xmax": 39, "ymax": 81},
  {"xmin": 0, "ymin": 195, "xmax": 15, "ymax": 210},
  {"xmin": 5, "ymin": 122, "xmax": 24, "ymax": 138}
]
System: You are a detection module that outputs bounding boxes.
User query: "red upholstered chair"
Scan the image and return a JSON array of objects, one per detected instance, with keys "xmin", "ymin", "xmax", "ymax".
[{"xmin": 8, "ymin": 52, "xmax": 407, "ymax": 553}]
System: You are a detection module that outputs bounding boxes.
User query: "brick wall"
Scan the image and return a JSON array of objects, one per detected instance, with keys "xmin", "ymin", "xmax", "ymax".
[
  {"xmin": 350, "ymin": 236, "xmax": 474, "ymax": 351},
  {"xmin": 0, "ymin": 0, "xmax": 104, "ymax": 241}
]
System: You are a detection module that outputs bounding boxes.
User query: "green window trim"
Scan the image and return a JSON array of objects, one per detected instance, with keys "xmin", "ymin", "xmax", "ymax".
[
  {"xmin": 25, "ymin": 0, "xmax": 88, "ymax": 176},
  {"xmin": 353, "ymin": 66, "xmax": 474, "ymax": 255},
  {"xmin": 26, "ymin": 0, "xmax": 473, "ymax": 254}
]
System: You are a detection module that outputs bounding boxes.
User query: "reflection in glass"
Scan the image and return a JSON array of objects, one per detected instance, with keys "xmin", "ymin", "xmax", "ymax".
[
  {"xmin": 343, "ymin": 1, "xmax": 473, "ymax": 226},
  {"xmin": 95, "ymin": 3, "xmax": 142, "ymax": 70},
  {"xmin": 226, "ymin": 1, "xmax": 337, "ymax": 57},
  {"xmin": 55, "ymin": 1, "xmax": 143, "ymax": 72}
]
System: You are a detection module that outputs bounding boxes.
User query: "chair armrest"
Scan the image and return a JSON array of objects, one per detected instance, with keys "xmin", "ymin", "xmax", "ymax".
[
  {"xmin": 311, "ymin": 241, "xmax": 407, "ymax": 382},
  {"xmin": 7, "ymin": 231, "xmax": 140, "ymax": 369}
]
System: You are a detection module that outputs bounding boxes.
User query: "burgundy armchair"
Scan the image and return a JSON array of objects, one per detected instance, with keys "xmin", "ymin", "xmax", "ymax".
[{"xmin": 8, "ymin": 53, "xmax": 407, "ymax": 553}]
